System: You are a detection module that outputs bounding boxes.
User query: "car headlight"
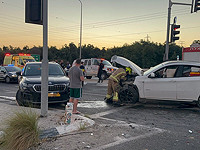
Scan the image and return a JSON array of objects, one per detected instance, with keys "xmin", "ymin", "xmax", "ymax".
[
  {"xmin": 21, "ymin": 83, "xmax": 33, "ymax": 90},
  {"xmin": 12, "ymin": 74, "xmax": 17, "ymax": 77},
  {"xmin": 66, "ymin": 82, "xmax": 70, "ymax": 87}
]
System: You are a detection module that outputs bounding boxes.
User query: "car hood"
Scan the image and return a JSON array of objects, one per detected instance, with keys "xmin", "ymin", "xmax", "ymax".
[
  {"xmin": 111, "ymin": 55, "xmax": 143, "ymax": 76},
  {"xmin": 24, "ymin": 76, "xmax": 69, "ymax": 84}
]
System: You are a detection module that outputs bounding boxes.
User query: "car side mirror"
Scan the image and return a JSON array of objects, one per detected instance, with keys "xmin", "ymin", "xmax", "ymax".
[{"xmin": 149, "ymin": 73, "xmax": 155, "ymax": 78}]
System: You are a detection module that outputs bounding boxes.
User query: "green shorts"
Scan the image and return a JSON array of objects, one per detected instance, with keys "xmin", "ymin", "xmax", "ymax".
[{"xmin": 70, "ymin": 88, "xmax": 82, "ymax": 99}]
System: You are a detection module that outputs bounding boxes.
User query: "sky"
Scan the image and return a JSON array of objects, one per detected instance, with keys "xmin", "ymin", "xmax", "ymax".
[{"xmin": 0, "ymin": 0, "xmax": 199, "ymax": 49}]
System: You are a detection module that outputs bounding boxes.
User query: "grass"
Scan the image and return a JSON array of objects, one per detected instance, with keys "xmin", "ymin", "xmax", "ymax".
[{"xmin": 0, "ymin": 109, "xmax": 40, "ymax": 150}]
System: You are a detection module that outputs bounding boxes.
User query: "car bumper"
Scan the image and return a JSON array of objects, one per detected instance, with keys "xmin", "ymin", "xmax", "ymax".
[
  {"xmin": 21, "ymin": 88, "xmax": 70, "ymax": 104},
  {"xmin": 9, "ymin": 77, "xmax": 18, "ymax": 82}
]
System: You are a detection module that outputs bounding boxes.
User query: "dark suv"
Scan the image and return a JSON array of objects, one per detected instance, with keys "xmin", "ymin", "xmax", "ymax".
[{"xmin": 16, "ymin": 62, "xmax": 70, "ymax": 106}]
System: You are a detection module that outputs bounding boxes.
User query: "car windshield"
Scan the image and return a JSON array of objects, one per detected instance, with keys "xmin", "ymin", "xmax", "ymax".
[
  {"xmin": 23, "ymin": 59, "xmax": 35, "ymax": 62},
  {"xmin": 24, "ymin": 64, "xmax": 65, "ymax": 76},
  {"xmin": 103, "ymin": 60, "xmax": 112, "ymax": 66},
  {"xmin": 5, "ymin": 66, "xmax": 21, "ymax": 72},
  {"xmin": 144, "ymin": 63, "xmax": 163, "ymax": 76}
]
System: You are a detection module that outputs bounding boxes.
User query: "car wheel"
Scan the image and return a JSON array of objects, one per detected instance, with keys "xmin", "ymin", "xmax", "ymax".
[
  {"xmin": 86, "ymin": 76, "xmax": 92, "ymax": 79},
  {"xmin": 119, "ymin": 85, "xmax": 139, "ymax": 104},
  {"xmin": 5, "ymin": 76, "xmax": 10, "ymax": 83},
  {"xmin": 101, "ymin": 72, "xmax": 107, "ymax": 80},
  {"xmin": 16, "ymin": 90, "xmax": 25, "ymax": 106},
  {"xmin": 197, "ymin": 97, "xmax": 200, "ymax": 108}
]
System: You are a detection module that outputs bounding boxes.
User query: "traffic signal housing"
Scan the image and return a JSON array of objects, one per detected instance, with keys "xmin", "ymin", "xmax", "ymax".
[
  {"xmin": 170, "ymin": 24, "xmax": 180, "ymax": 43},
  {"xmin": 194, "ymin": 0, "xmax": 200, "ymax": 12},
  {"xmin": 25, "ymin": 0, "xmax": 43, "ymax": 25}
]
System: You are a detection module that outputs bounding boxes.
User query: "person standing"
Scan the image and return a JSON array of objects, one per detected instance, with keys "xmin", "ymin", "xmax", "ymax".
[
  {"xmin": 97, "ymin": 60, "xmax": 104, "ymax": 83},
  {"xmin": 80, "ymin": 62, "xmax": 85, "ymax": 86},
  {"xmin": 60, "ymin": 60, "xmax": 65, "ymax": 69},
  {"xmin": 68, "ymin": 59, "xmax": 84, "ymax": 114}
]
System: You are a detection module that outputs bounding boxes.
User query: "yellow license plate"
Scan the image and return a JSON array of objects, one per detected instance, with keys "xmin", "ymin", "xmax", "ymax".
[{"xmin": 48, "ymin": 93, "xmax": 60, "ymax": 97}]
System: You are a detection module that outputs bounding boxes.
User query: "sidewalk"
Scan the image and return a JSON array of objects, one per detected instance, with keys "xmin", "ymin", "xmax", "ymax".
[{"xmin": 0, "ymin": 101, "xmax": 95, "ymax": 139}]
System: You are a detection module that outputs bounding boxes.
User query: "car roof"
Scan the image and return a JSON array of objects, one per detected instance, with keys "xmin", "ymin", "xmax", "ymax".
[
  {"xmin": 25, "ymin": 62, "xmax": 58, "ymax": 65},
  {"xmin": 162, "ymin": 61, "xmax": 200, "ymax": 66}
]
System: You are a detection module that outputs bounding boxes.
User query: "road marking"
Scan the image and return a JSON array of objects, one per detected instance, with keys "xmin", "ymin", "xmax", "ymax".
[
  {"xmin": 91, "ymin": 129, "xmax": 165, "ymax": 150},
  {"xmin": 78, "ymin": 101, "xmax": 108, "ymax": 108},
  {"xmin": 90, "ymin": 108, "xmax": 125, "ymax": 118},
  {"xmin": 0, "ymin": 96, "xmax": 15, "ymax": 101},
  {"xmin": 5, "ymin": 91, "xmax": 16, "ymax": 94},
  {"xmin": 90, "ymin": 108, "xmax": 166, "ymax": 150},
  {"xmin": 83, "ymin": 93, "xmax": 105, "ymax": 96}
]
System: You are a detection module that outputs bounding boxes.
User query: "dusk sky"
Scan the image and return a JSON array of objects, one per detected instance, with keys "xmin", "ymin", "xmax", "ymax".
[{"xmin": 0, "ymin": 0, "xmax": 199, "ymax": 49}]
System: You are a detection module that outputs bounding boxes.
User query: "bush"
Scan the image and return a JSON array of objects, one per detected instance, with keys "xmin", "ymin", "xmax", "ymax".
[{"xmin": 0, "ymin": 109, "xmax": 40, "ymax": 150}]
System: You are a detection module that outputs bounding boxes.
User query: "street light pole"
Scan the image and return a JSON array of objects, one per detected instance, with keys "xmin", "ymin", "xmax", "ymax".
[{"xmin": 78, "ymin": 0, "xmax": 82, "ymax": 59}]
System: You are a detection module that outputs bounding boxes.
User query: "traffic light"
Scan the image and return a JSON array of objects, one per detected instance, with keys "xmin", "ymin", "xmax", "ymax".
[
  {"xmin": 170, "ymin": 24, "xmax": 180, "ymax": 43},
  {"xmin": 194, "ymin": 0, "xmax": 200, "ymax": 12},
  {"xmin": 25, "ymin": 0, "xmax": 43, "ymax": 25}
]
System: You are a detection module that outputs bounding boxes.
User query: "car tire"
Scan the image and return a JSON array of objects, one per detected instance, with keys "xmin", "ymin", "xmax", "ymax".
[
  {"xmin": 5, "ymin": 76, "xmax": 10, "ymax": 83},
  {"xmin": 86, "ymin": 76, "xmax": 92, "ymax": 79},
  {"xmin": 101, "ymin": 72, "xmax": 107, "ymax": 80},
  {"xmin": 119, "ymin": 85, "xmax": 139, "ymax": 104},
  {"xmin": 16, "ymin": 90, "xmax": 25, "ymax": 106},
  {"xmin": 197, "ymin": 97, "xmax": 200, "ymax": 108}
]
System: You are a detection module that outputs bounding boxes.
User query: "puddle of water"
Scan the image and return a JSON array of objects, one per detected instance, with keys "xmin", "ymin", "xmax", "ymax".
[{"xmin": 78, "ymin": 101, "xmax": 108, "ymax": 108}]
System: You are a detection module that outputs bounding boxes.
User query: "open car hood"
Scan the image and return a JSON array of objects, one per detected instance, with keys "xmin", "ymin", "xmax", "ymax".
[{"xmin": 111, "ymin": 55, "xmax": 142, "ymax": 76}]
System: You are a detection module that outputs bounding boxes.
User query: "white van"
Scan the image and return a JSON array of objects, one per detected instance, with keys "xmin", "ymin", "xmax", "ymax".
[{"xmin": 81, "ymin": 58, "xmax": 118, "ymax": 79}]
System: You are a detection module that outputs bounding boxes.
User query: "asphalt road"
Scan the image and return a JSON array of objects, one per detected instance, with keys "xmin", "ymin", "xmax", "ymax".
[{"xmin": 0, "ymin": 79, "xmax": 200, "ymax": 150}]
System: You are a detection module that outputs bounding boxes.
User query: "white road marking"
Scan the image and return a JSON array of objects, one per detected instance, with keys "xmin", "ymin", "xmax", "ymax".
[
  {"xmin": 91, "ymin": 129, "xmax": 164, "ymax": 150},
  {"xmin": 78, "ymin": 100, "xmax": 108, "ymax": 108},
  {"xmin": 83, "ymin": 93, "xmax": 105, "ymax": 96},
  {"xmin": 0, "ymin": 96, "xmax": 15, "ymax": 101},
  {"xmin": 90, "ymin": 108, "xmax": 166, "ymax": 150},
  {"xmin": 5, "ymin": 91, "xmax": 16, "ymax": 94}
]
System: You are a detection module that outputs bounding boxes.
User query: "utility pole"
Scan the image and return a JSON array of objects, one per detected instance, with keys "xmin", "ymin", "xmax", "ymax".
[
  {"xmin": 164, "ymin": 0, "xmax": 193, "ymax": 61},
  {"xmin": 144, "ymin": 34, "xmax": 151, "ymax": 42}
]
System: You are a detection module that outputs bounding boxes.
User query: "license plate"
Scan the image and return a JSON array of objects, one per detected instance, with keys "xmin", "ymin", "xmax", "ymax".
[{"xmin": 48, "ymin": 93, "xmax": 60, "ymax": 97}]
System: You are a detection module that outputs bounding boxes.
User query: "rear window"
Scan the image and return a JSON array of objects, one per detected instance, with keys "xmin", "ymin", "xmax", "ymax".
[{"xmin": 24, "ymin": 64, "xmax": 65, "ymax": 76}]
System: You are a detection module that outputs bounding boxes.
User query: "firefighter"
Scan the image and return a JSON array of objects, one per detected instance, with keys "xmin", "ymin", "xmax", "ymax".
[{"xmin": 105, "ymin": 67, "xmax": 127, "ymax": 104}]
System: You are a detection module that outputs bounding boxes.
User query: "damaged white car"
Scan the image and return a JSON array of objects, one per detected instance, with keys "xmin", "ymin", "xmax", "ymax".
[{"xmin": 111, "ymin": 55, "xmax": 200, "ymax": 107}]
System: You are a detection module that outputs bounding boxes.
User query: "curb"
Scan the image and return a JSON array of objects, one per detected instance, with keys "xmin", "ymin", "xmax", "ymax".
[{"xmin": 40, "ymin": 114, "xmax": 95, "ymax": 139}]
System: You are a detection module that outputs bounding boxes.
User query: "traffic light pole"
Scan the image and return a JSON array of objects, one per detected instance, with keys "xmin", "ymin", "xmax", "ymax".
[
  {"xmin": 164, "ymin": 0, "xmax": 193, "ymax": 61},
  {"xmin": 165, "ymin": 0, "xmax": 172, "ymax": 61},
  {"xmin": 41, "ymin": 0, "xmax": 49, "ymax": 117}
]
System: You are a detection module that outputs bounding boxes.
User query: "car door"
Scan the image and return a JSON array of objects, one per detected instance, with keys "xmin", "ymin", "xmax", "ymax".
[
  {"xmin": 0, "ymin": 67, "xmax": 3, "ymax": 79},
  {"xmin": 0, "ymin": 67, "xmax": 7, "ymax": 79},
  {"xmin": 143, "ymin": 65, "xmax": 178, "ymax": 100},
  {"xmin": 86, "ymin": 59, "xmax": 92, "ymax": 76},
  {"xmin": 92, "ymin": 59, "xmax": 99, "ymax": 75},
  {"xmin": 175, "ymin": 65, "xmax": 200, "ymax": 101}
]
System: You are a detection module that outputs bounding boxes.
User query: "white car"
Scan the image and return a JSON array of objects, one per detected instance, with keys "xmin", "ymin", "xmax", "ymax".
[
  {"xmin": 82, "ymin": 58, "xmax": 118, "ymax": 79},
  {"xmin": 111, "ymin": 55, "xmax": 200, "ymax": 107}
]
